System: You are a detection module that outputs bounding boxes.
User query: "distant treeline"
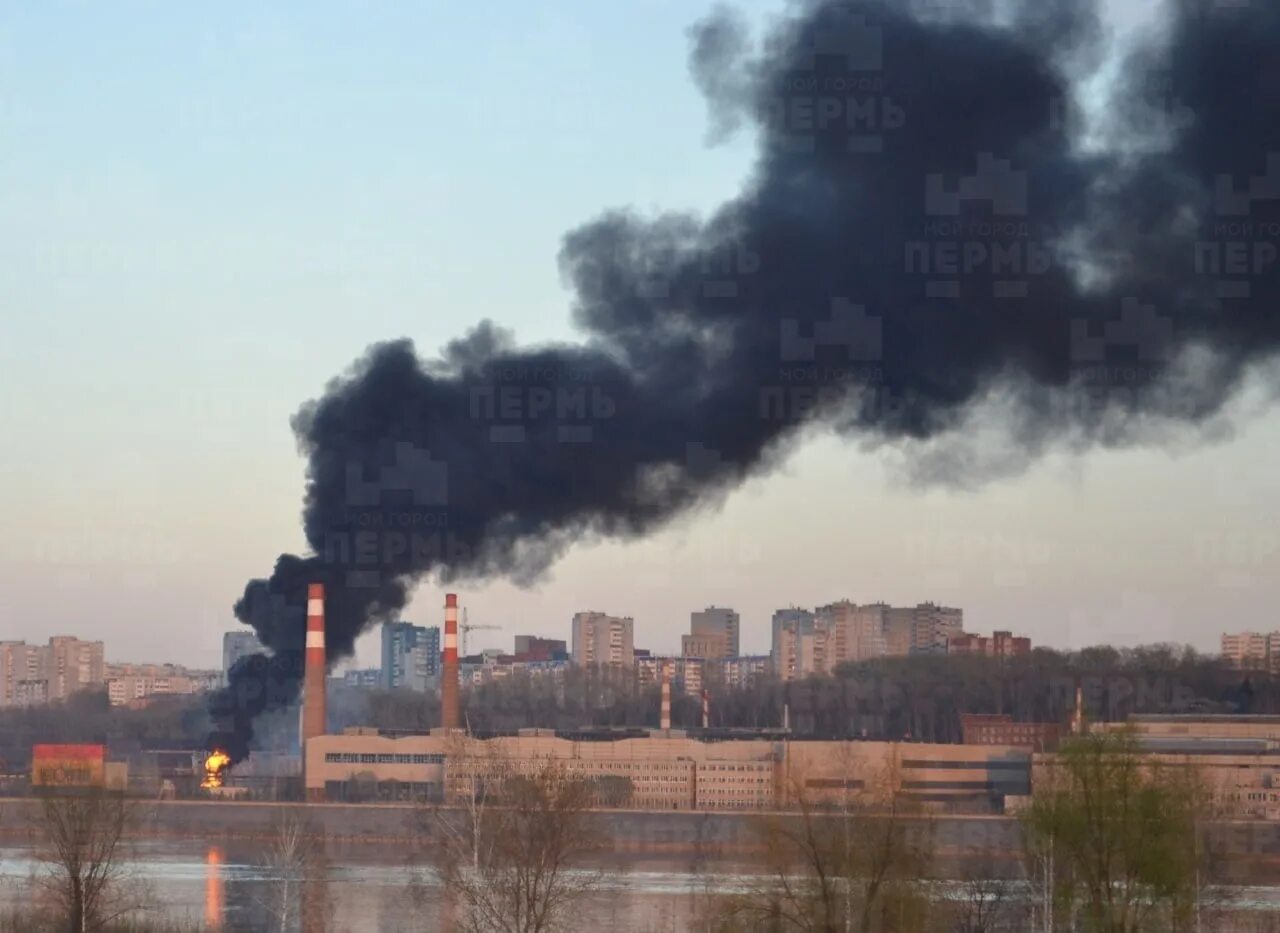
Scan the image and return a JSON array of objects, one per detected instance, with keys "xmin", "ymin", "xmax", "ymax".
[
  {"xmin": 0, "ymin": 645, "xmax": 1269, "ymax": 771},
  {"xmin": 460, "ymin": 644, "xmax": 1271, "ymax": 742},
  {"xmin": 0, "ymin": 689, "xmax": 211, "ymax": 773}
]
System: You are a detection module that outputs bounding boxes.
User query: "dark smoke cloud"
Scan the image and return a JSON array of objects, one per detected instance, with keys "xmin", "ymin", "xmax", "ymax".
[{"xmin": 208, "ymin": 0, "xmax": 1280, "ymax": 758}]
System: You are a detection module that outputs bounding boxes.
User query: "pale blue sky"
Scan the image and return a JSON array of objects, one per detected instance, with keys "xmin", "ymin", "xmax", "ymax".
[{"xmin": 2, "ymin": 1, "xmax": 1276, "ymax": 668}]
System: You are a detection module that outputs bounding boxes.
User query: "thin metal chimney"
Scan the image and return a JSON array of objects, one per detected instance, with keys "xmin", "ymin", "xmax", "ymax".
[
  {"xmin": 441, "ymin": 593, "xmax": 460, "ymax": 731},
  {"xmin": 303, "ymin": 582, "xmax": 327, "ymax": 802}
]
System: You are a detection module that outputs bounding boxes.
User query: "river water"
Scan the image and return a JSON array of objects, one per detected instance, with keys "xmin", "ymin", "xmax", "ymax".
[
  {"xmin": 2, "ymin": 840, "xmax": 1278, "ymax": 931},
  {"xmin": 0, "ymin": 840, "xmax": 726, "ymax": 931}
]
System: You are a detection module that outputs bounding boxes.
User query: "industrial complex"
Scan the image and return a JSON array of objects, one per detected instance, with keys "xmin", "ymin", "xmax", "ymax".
[{"xmin": 8, "ymin": 587, "xmax": 1280, "ymax": 828}]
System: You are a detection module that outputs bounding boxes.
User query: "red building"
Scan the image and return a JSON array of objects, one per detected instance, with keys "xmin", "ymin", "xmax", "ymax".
[
  {"xmin": 947, "ymin": 630, "xmax": 1031, "ymax": 657},
  {"xmin": 960, "ymin": 714, "xmax": 1060, "ymax": 751},
  {"xmin": 512, "ymin": 636, "xmax": 567, "ymax": 662}
]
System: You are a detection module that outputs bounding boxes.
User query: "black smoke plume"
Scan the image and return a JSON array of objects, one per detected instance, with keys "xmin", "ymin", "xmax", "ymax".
[{"xmin": 208, "ymin": 0, "xmax": 1280, "ymax": 759}]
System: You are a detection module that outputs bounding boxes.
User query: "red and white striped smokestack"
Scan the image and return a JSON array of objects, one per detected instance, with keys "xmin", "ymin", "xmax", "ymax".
[
  {"xmin": 303, "ymin": 583, "xmax": 327, "ymax": 802},
  {"xmin": 441, "ymin": 593, "xmax": 459, "ymax": 731},
  {"xmin": 660, "ymin": 662, "xmax": 671, "ymax": 732}
]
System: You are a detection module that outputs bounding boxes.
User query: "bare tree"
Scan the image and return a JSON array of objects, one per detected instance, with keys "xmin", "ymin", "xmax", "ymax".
[
  {"xmin": 425, "ymin": 742, "xmax": 605, "ymax": 933},
  {"xmin": 29, "ymin": 789, "xmax": 150, "ymax": 932},
  {"xmin": 253, "ymin": 806, "xmax": 328, "ymax": 933},
  {"xmin": 945, "ymin": 864, "xmax": 1028, "ymax": 933},
  {"xmin": 710, "ymin": 753, "xmax": 933, "ymax": 932}
]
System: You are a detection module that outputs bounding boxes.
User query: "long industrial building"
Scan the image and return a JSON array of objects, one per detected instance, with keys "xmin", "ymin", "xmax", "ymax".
[
  {"xmin": 1089, "ymin": 714, "xmax": 1280, "ymax": 820},
  {"xmin": 304, "ymin": 729, "xmax": 1031, "ymax": 812}
]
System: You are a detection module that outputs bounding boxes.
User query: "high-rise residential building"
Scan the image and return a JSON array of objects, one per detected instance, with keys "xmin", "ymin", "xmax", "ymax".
[
  {"xmin": 911, "ymin": 603, "xmax": 964, "ymax": 654},
  {"xmin": 815, "ymin": 600, "xmax": 888, "ymax": 668},
  {"xmin": 0, "ymin": 641, "xmax": 44, "ymax": 707},
  {"xmin": 1, "ymin": 638, "xmax": 104, "ymax": 706},
  {"xmin": 773, "ymin": 601, "xmax": 967, "ymax": 680},
  {"xmin": 43, "ymin": 636, "xmax": 105, "ymax": 702},
  {"xmin": 883, "ymin": 606, "xmax": 916, "ymax": 656},
  {"xmin": 381, "ymin": 622, "xmax": 440, "ymax": 691},
  {"xmin": 689, "ymin": 607, "xmax": 740, "ymax": 658},
  {"xmin": 571, "ymin": 612, "xmax": 635, "ymax": 667},
  {"xmin": 772, "ymin": 609, "xmax": 816, "ymax": 680},
  {"xmin": 222, "ymin": 630, "xmax": 264, "ymax": 680},
  {"xmin": 1221, "ymin": 631, "xmax": 1278, "ymax": 671}
]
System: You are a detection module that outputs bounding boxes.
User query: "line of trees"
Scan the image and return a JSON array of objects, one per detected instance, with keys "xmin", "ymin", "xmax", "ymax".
[
  {"xmin": 698, "ymin": 729, "xmax": 1234, "ymax": 932},
  {"xmin": 457, "ymin": 643, "xmax": 1270, "ymax": 741}
]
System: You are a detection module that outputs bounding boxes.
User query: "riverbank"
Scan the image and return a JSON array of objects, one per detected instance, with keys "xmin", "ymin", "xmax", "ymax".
[{"xmin": 4, "ymin": 798, "xmax": 1279, "ymax": 882}]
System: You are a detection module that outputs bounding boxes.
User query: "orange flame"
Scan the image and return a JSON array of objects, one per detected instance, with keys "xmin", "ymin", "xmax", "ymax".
[{"xmin": 201, "ymin": 750, "xmax": 231, "ymax": 789}]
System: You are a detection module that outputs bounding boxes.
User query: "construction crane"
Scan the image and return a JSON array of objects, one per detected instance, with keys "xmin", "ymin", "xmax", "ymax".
[{"xmin": 460, "ymin": 608, "xmax": 502, "ymax": 656}]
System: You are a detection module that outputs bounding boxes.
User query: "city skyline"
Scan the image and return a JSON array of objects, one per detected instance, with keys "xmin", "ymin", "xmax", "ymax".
[
  {"xmin": 3, "ymin": 0, "xmax": 1277, "ymax": 670},
  {"xmin": 4, "ymin": 0, "xmax": 1280, "ymax": 928}
]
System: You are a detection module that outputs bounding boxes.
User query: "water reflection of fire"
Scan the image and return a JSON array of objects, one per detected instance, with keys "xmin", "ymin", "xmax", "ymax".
[
  {"xmin": 201, "ymin": 750, "xmax": 231, "ymax": 790},
  {"xmin": 205, "ymin": 846, "xmax": 224, "ymax": 928}
]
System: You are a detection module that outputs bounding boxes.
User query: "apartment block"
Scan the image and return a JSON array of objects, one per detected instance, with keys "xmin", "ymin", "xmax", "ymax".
[
  {"xmin": 716, "ymin": 655, "xmax": 771, "ymax": 689},
  {"xmin": 381, "ymin": 621, "xmax": 441, "ymax": 691},
  {"xmin": 571, "ymin": 612, "xmax": 635, "ymax": 667},
  {"xmin": 947, "ymin": 630, "xmax": 1031, "ymax": 658},
  {"xmin": 45, "ymin": 636, "xmax": 105, "ymax": 701},
  {"xmin": 771, "ymin": 609, "xmax": 815, "ymax": 680},
  {"xmin": 222, "ymin": 631, "xmax": 264, "ymax": 679},
  {"xmin": 105, "ymin": 663, "xmax": 220, "ymax": 707},
  {"xmin": 910, "ymin": 603, "xmax": 965, "ymax": 653},
  {"xmin": 682, "ymin": 633, "xmax": 729, "ymax": 659},
  {"xmin": 460, "ymin": 656, "xmax": 569, "ymax": 687},
  {"xmin": 772, "ymin": 602, "xmax": 967, "ymax": 681},
  {"xmin": 689, "ymin": 607, "xmax": 740, "ymax": 658},
  {"xmin": 817, "ymin": 600, "xmax": 889, "ymax": 668},
  {"xmin": 0, "ymin": 637, "xmax": 104, "ymax": 706},
  {"xmin": 1221, "ymin": 631, "xmax": 1280, "ymax": 672},
  {"xmin": 0, "ymin": 641, "xmax": 44, "ymax": 707},
  {"xmin": 637, "ymin": 655, "xmax": 705, "ymax": 695}
]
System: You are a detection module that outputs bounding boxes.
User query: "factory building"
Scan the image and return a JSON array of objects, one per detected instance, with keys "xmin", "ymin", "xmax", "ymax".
[
  {"xmin": 1089, "ymin": 715, "xmax": 1280, "ymax": 819},
  {"xmin": 304, "ymin": 729, "xmax": 1030, "ymax": 812}
]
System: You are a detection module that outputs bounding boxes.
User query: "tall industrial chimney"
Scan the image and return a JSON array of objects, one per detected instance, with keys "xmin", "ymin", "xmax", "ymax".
[
  {"xmin": 660, "ymin": 662, "xmax": 671, "ymax": 732},
  {"xmin": 303, "ymin": 582, "xmax": 327, "ymax": 802},
  {"xmin": 701, "ymin": 689, "xmax": 709, "ymax": 730},
  {"xmin": 441, "ymin": 593, "xmax": 459, "ymax": 731}
]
